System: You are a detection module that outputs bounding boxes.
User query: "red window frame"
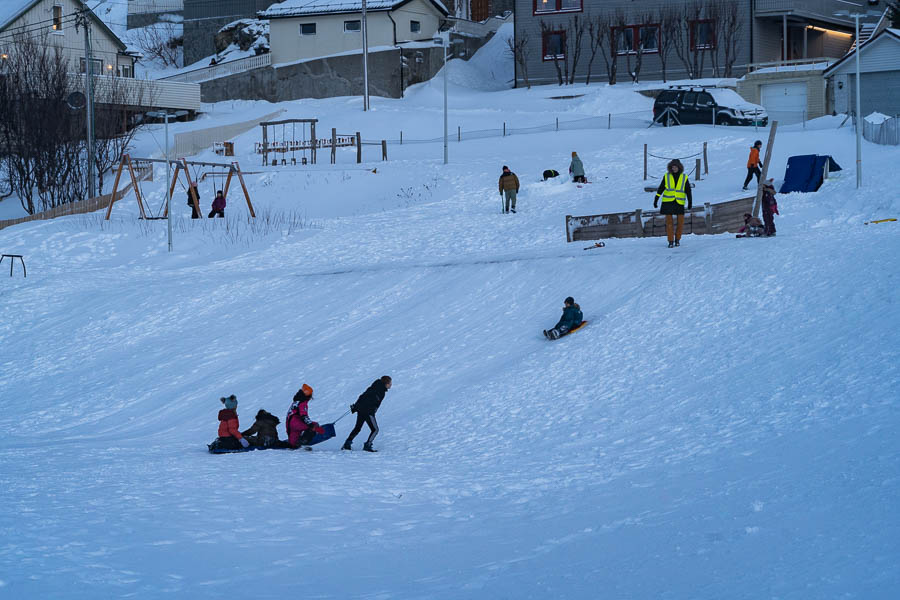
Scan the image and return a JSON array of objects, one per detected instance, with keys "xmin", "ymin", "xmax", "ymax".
[
  {"xmin": 690, "ymin": 19, "xmax": 716, "ymax": 50},
  {"xmin": 612, "ymin": 24, "xmax": 660, "ymax": 55},
  {"xmin": 533, "ymin": 0, "xmax": 582, "ymax": 16},
  {"xmin": 542, "ymin": 30, "xmax": 567, "ymax": 61}
]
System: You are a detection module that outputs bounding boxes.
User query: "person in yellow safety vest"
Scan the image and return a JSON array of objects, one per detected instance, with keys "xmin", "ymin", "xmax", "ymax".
[{"xmin": 653, "ymin": 158, "xmax": 693, "ymax": 248}]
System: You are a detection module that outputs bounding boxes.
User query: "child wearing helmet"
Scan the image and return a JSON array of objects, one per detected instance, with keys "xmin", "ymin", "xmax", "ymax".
[{"xmin": 285, "ymin": 384, "xmax": 325, "ymax": 449}]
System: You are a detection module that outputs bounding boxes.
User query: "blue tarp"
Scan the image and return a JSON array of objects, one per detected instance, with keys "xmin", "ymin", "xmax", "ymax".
[{"xmin": 780, "ymin": 155, "xmax": 842, "ymax": 194}]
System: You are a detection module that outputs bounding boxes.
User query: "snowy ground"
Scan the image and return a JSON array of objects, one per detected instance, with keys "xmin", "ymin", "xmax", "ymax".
[{"xmin": 1, "ymin": 35, "xmax": 899, "ymax": 599}]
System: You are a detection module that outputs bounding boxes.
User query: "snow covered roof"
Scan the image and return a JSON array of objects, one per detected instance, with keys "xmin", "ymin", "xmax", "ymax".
[
  {"xmin": 261, "ymin": 0, "xmax": 448, "ymax": 18},
  {"xmin": 824, "ymin": 28, "xmax": 900, "ymax": 77},
  {"xmin": 706, "ymin": 88, "xmax": 765, "ymax": 113},
  {"xmin": 0, "ymin": 0, "xmax": 39, "ymax": 31}
]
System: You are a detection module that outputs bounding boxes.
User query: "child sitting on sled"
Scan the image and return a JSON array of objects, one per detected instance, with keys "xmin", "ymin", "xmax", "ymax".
[
  {"xmin": 737, "ymin": 213, "xmax": 765, "ymax": 237},
  {"xmin": 285, "ymin": 384, "xmax": 325, "ymax": 449},
  {"xmin": 210, "ymin": 394, "xmax": 249, "ymax": 451},
  {"xmin": 544, "ymin": 297, "xmax": 584, "ymax": 340},
  {"xmin": 242, "ymin": 409, "xmax": 289, "ymax": 448}
]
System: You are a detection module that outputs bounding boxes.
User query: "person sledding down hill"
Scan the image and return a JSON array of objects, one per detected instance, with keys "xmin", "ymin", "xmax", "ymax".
[
  {"xmin": 543, "ymin": 297, "xmax": 584, "ymax": 340},
  {"xmin": 210, "ymin": 395, "xmax": 249, "ymax": 451},
  {"xmin": 285, "ymin": 384, "xmax": 325, "ymax": 450}
]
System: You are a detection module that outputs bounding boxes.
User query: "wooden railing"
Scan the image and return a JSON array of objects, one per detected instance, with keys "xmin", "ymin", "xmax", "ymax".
[{"xmin": 566, "ymin": 197, "xmax": 754, "ymax": 241}]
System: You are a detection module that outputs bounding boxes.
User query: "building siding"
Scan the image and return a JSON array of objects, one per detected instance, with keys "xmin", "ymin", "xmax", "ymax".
[
  {"xmin": 844, "ymin": 71, "xmax": 900, "ymax": 118},
  {"xmin": 829, "ymin": 35, "xmax": 900, "ymax": 76},
  {"xmin": 514, "ymin": 0, "xmax": 753, "ymax": 87}
]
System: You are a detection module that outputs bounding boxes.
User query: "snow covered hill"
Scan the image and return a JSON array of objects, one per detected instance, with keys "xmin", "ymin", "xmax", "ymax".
[{"xmin": 1, "ymin": 40, "xmax": 899, "ymax": 598}]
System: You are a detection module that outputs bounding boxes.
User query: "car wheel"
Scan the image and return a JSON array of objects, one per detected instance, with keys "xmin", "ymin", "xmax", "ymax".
[{"xmin": 716, "ymin": 115, "xmax": 732, "ymax": 126}]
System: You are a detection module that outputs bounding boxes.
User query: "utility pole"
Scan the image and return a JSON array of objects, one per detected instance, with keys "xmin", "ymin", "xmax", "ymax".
[
  {"xmin": 362, "ymin": 0, "xmax": 369, "ymax": 111},
  {"xmin": 76, "ymin": 8, "xmax": 97, "ymax": 199}
]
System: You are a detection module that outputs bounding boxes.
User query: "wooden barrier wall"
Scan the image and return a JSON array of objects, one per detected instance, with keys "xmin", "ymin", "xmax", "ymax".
[{"xmin": 566, "ymin": 196, "xmax": 754, "ymax": 242}]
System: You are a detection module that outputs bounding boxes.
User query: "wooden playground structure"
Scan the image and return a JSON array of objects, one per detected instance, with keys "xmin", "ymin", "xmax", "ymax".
[
  {"xmin": 255, "ymin": 118, "xmax": 388, "ymax": 166},
  {"xmin": 104, "ymin": 154, "xmax": 256, "ymax": 220}
]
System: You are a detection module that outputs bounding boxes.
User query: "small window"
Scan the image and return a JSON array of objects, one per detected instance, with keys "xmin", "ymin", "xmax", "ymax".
[
  {"xmin": 79, "ymin": 57, "xmax": 102, "ymax": 74},
  {"xmin": 299, "ymin": 23, "xmax": 316, "ymax": 36},
  {"xmin": 639, "ymin": 26, "xmax": 659, "ymax": 53},
  {"xmin": 614, "ymin": 27, "xmax": 634, "ymax": 55},
  {"xmin": 682, "ymin": 91, "xmax": 698, "ymax": 105},
  {"xmin": 690, "ymin": 19, "xmax": 716, "ymax": 50},
  {"xmin": 118, "ymin": 64, "xmax": 132, "ymax": 78},
  {"xmin": 52, "ymin": 5, "xmax": 63, "ymax": 32},
  {"xmin": 542, "ymin": 30, "xmax": 565, "ymax": 61},
  {"xmin": 343, "ymin": 20, "xmax": 361, "ymax": 33},
  {"xmin": 410, "ymin": 20, "xmax": 421, "ymax": 33},
  {"xmin": 534, "ymin": 0, "xmax": 582, "ymax": 15},
  {"xmin": 657, "ymin": 90, "xmax": 679, "ymax": 103},
  {"xmin": 696, "ymin": 92, "xmax": 714, "ymax": 107}
]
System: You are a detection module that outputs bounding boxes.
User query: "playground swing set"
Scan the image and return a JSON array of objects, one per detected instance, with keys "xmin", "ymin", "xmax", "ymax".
[
  {"xmin": 255, "ymin": 119, "xmax": 382, "ymax": 166},
  {"xmin": 104, "ymin": 154, "xmax": 256, "ymax": 220}
]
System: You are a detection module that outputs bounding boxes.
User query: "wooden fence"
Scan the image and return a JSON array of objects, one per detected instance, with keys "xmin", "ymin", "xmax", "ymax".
[
  {"xmin": 566, "ymin": 196, "xmax": 754, "ymax": 241},
  {"xmin": 0, "ymin": 166, "xmax": 152, "ymax": 232}
]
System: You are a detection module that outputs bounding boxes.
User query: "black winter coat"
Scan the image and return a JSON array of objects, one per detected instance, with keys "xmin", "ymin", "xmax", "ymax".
[
  {"xmin": 354, "ymin": 379, "xmax": 388, "ymax": 415},
  {"xmin": 241, "ymin": 410, "xmax": 282, "ymax": 446}
]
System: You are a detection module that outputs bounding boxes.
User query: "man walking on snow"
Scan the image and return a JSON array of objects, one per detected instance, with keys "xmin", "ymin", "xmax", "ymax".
[
  {"xmin": 498, "ymin": 166, "xmax": 520, "ymax": 214},
  {"xmin": 342, "ymin": 376, "xmax": 392, "ymax": 452}
]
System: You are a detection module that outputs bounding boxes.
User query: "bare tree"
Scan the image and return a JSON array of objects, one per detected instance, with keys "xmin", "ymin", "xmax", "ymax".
[
  {"xmin": 567, "ymin": 15, "xmax": 586, "ymax": 85},
  {"xmin": 540, "ymin": 21, "xmax": 566, "ymax": 86},
  {"xmin": 716, "ymin": 0, "xmax": 742, "ymax": 77},
  {"xmin": 507, "ymin": 36, "xmax": 531, "ymax": 89},
  {"xmin": 671, "ymin": 8, "xmax": 694, "ymax": 79},
  {"xmin": 631, "ymin": 12, "xmax": 658, "ymax": 83},
  {"xmin": 658, "ymin": 4, "xmax": 680, "ymax": 82},
  {"xmin": 611, "ymin": 10, "xmax": 628, "ymax": 85},
  {"xmin": 131, "ymin": 21, "xmax": 182, "ymax": 68},
  {"xmin": 706, "ymin": 0, "xmax": 722, "ymax": 76},
  {"xmin": 587, "ymin": 13, "xmax": 613, "ymax": 85}
]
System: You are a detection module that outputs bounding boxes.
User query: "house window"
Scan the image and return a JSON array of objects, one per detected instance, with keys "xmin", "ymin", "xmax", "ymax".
[
  {"xmin": 79, "ymin": 57, "xmax": 102, "ymax": 75},
  {"xmin": 344, "ymin": 20, "xmax": 361, "ymax": 33},
  {"xmin": 534, "ymin": 0, "xmax": 581, "ymax": 15},
  {"xmin": 52, "ymin": 5, "xmax": 63, "ymax": 32},
  {"xmin": 410, "ymin": 20, "xmax": 421, "ymax": 33},
  {"xmin": 542, "ymin": 30, "xmax": 566, "ymax": 61},
  {"xmin": 690, "ymin": 19, "xmax": 716, "ymax": 50},
  {"xmin": 613, "ymin": 25, "xmax": 660, "ymax": 55},
  {"xmin": 299, "ymin": 23, "xmax": 316, "ymax": 36},
  {"xmin": 118, "ymin": 64, "xmax": 132, "ymax": 78}
]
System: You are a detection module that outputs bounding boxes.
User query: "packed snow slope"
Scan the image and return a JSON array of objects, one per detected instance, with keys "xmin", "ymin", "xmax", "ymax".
[{"xmin": 1, "ymin": 44, "xmax": 899, "ymax": 598}]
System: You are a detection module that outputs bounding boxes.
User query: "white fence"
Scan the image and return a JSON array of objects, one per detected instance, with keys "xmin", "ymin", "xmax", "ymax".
[
  {"xmin": 128, "ymin": 0, "xmax": 184, "ymax": 15},
  {"xmin": 160, "ymin": 53, "xmax": 272, "ymax": 84},
  {"xmin": 452, "ymin": 12, "xmax": 512, "ymax": 37},
  {"xmin": 863, "ymin": 116, "xmax": 900, "ymax": 146},
  {"xmin": 174, "ymin": 109, "xmax": 284, "ymax": 158}
]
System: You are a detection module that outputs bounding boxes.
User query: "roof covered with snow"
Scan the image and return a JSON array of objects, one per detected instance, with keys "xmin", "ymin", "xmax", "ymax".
[
  {"xmin": 261, "ymin": 0, "xmax": 448, "ymax": 18},
  {"xmin": 824, "ymin": 28, "xmax": 900, "ymax": 77},
  {"xmin": 0, "ymin": 0, "xmax": 39, "ymax": 31}
]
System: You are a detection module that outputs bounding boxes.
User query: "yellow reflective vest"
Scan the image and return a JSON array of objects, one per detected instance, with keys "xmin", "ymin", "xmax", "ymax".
[{"xmin": 661, "ymin": 173, "xmax": 687, "ymax": 205}]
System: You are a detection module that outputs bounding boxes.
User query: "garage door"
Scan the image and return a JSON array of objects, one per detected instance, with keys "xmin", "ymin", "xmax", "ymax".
[{"xmin": 761, "ymin": 81, "xmax": 808, "ymax": 124}]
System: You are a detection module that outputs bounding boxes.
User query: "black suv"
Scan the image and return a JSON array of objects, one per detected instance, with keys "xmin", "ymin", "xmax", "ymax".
[{"xmin": 653, "ymin": 87, "xmax": 768, "ymax": 126}]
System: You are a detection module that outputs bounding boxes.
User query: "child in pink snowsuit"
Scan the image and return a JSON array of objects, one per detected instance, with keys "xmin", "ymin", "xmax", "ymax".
[{"xmin": 285, "ymin": 384, "xmax": 324, "ymax": 449}]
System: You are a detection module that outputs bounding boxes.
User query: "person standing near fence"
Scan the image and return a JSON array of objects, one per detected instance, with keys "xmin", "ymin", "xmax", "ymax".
[
  {"xmin": 654, "ymin": 159, "xmax": 693, "ymax": 248},
  {"xmin": 498, "ymin": 166, "xmax": 520, "ymax": 214},
  {"xmin": 742, "ymin": 140, "xmax": 763, "ymax": 190}
]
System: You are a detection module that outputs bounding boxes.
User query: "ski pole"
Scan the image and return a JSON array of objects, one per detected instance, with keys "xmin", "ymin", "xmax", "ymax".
[{"xmin": 332, "ymin": 409, "xmax": 352, "ymax": 424}]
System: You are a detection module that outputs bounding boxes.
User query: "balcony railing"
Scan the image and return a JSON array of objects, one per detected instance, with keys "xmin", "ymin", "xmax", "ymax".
[
  {"xmin": 127, "ymin": 0, "xmax": 184, "ymax": 15},
  {"xmin": 159, "ymin": 53, "xmax": 272, "ymax": 84},
  {"xmin": 754, "ymin": 0, "xmax": 855, "ymax": 24}
]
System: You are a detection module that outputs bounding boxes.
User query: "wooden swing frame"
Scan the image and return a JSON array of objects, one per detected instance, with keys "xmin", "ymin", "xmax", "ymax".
[{"xmin": 105, "ymin": 154, "xmax": 256, "ymax": 220}]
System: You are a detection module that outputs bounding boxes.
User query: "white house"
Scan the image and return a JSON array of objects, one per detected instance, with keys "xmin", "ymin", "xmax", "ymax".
[
  {"xmin": 825, "ymin": 28, "xmax": 900, "ymax": 118},
  {"xmin": 260, "ymin": 0, "xmax": 449, "ymax": 65},
  {"xmin": 0, "ymin": 0, "xmax": 137, "ymax": 77}
]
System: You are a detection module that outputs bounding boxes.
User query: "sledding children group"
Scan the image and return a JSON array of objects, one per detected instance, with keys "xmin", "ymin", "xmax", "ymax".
[{"xmin": 210, "ymin": 376, "xmax": 393, "ymax": 453}]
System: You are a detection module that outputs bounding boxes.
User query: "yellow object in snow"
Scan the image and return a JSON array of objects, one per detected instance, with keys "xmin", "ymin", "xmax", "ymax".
[{"xmin": 864, "ymin": 218, "xmax": 897, "ymax": 225}]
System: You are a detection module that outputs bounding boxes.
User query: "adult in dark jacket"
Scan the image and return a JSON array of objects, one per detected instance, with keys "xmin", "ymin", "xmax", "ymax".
[
  {"xmin": 342, "ymin": 375, "xmax": 392, "ymax": 452},
  {"xmin": 654, "ymin": 158, "xmax": 693, "ymax": 247},
  {"xmin": 544, "ymin": 297, "xmax": 583, "ymax": 340},
  {"xmin": 498, "ymin": 166, "xmax": 520, "ymax": 214},
  {"xmin": 242, "ymin": 409, "xmax": 288, "ymax": 448},
  {"xmin": 187, "ymin": 183, "xmax": 201, "ymax": 219}
]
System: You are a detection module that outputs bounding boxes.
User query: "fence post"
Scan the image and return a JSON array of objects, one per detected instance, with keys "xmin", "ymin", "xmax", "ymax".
[
  {"xmin": 400, "ymin": 130, "xmax": 403, "ymax": 145},
  {"xmin": 608, "ymin": 113, "xmax": 611, "ymax": 129},
  {"xmin": 382, "ymin": 140, "xmax": 387, "ymax": 161},
  {"xmin": 712, "ymin": 106, "xmax": 716, "ymax": 126},
  {"xmin": 634, "ymin": 208, "xmax": 643, "ymax": 237},
  {"xmin": 565, "ymin": 215, "xmax": 572, "ymax": 243},
  {"xmin": 331, "ymin": 128, "xmax": 337, "ymax": 164},
  {"xmin": 802, "ymin": 110, "xmax": 806, "ymax": 129},
  {"xmin": 356, "ymin": 132, "xmax": 362, "ymax": 163},
  {"xmin": 704, "ymin": 202, "xmax": 712, "ymax": 233},
  {"xmin": 458, "ymin": 125, "xmax": 460, "ymax": 142},
  {"xmin": 556, "ymin": 117, "xmax": 559, "ymax": 131},
  {"xmin": 823, "ymin": 156, "xmax": 830, "ymax": 180},
  {"xmin": 695, "ymin": 158, "xmax": 701, "ymax": 181},
  {"xmin": 503, "ymin": 122, "xmax": 506, "ymax": 136},
  {"xmin": 703, "ymin": 142, "xmax": 708, "ymax": 174},
  {"xmin": 643, "ymin": 144, "xmax": 648, "ymax": 180}
]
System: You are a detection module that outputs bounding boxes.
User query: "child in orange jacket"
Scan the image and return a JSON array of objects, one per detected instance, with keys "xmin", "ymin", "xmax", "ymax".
[
  {"xmin": 214, "ymin": 395, "xmax": 249, "ymax": 450},
  {"xmin": 742, "ymin": 140, "xmax": 763, "ymax": 190}
]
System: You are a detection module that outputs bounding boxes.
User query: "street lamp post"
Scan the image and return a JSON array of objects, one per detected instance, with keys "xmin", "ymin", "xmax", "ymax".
[
  {"xmin": 434, "ymin": 36, "xmax": 448, "ymax": 164},
  {"xmin": 362, "ymin": 0, "xmax": 369, "ymax": 111},
  {"xmin": 835, "ymin": 9, "xmax": 880, "ymax": 189}
]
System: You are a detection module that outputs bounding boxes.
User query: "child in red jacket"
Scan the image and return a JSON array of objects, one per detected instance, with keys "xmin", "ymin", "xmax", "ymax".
[
  {"xmin": 285, "ymin": 384, "xmax": 325, "ymax": 449},
  {"xmin": 214, "ymin": 395, "xmax": 249, "ymax": 450}
]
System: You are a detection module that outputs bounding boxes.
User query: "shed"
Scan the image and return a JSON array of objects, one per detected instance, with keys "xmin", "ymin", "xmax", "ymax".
[{"xmin": 824, "ymin": 28, "xmax": 900, "ymax": 118}]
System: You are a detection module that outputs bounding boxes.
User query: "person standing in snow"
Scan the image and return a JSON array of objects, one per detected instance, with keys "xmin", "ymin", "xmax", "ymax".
[
  {"xmin": 761, "ymin": 179, "xmax": 779, "ymax": 236},
  {"xmin": 544, "ymin": 297, "xmax": 583, "ymax": 340},
  {"xmin": 208, "ymin": 190, "xmax": 226, "ymax": 218},
  {"xmin": 213, "ymin": 394, "xmax": 249, "ymax": 450},
  {"xmin": 742, "ymin": 140, "xmax": 763, "ymax": 190},
  {"xmin": 187, "ymin": 183, "xmax": 201, "ymax": 219},
  {"xmin": 498, "ymin": 166, "xmax": 520, "ymax": 214},
  {"xmin": 242, "ymin": 409, "xmax": 289, "ymax": 448},
  {"xmin": 654, "ymin": 158, "xmax": 693, "ymax": 248},
  {"xmin": 285, "ymin": 384, "xmax": 325, "ymax": 450},
  {"xmin": 342, "ymin": 376, "xmax": 392, "ymax": 452},
  {"xmin": 569, "ymin": 152, "xmax": 586, "ymax": 183}
]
